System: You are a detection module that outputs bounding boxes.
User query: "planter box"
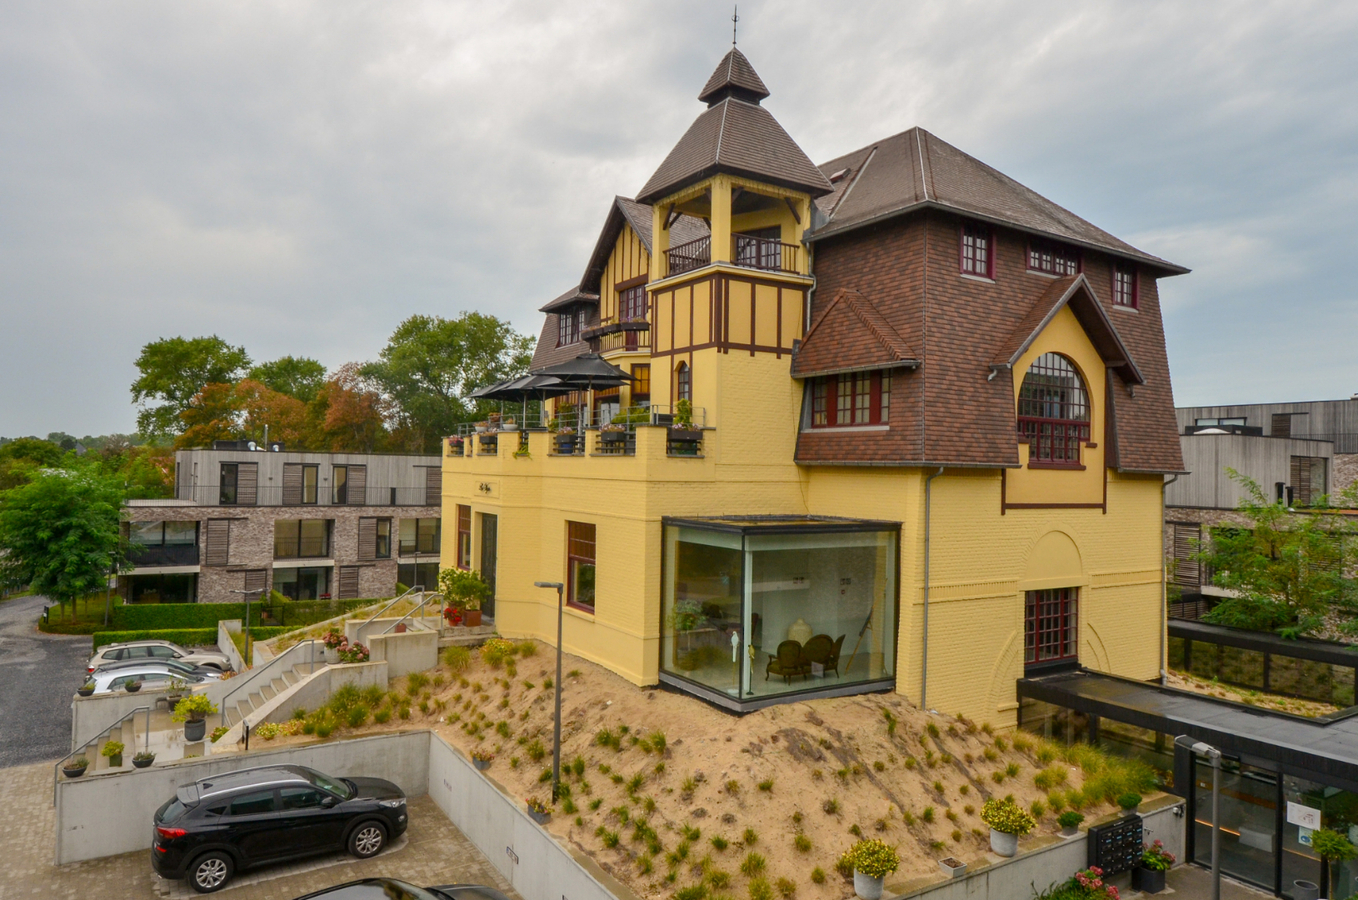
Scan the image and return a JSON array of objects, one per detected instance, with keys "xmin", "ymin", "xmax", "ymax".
[
  {"xmin": 473, "ymin": 758, "xmax": 491, "ymax": 771},
  {"xmin": 528, "ymin": 809, "xmax": 551, "ymax": 825},
  {"xmin": 600, "ymin": 430, "xmax": 628, "ymax": 442},
  {"xmin": 938, "ymin": 857, "xmax": 967, "ymax": 878},
  {"xmin": 668, "ymin": 429, "xmax": 702, "ymax": 443},
  {"xmin": 1133, "ymin": 866, "xmax": 1166, "ymax": 894},
  {"xmin": 105, "ymin": 754, "xmax": 123, "ymax": 767},
  {"xmin": 554, "ymin": 437, "xmax": 577, "ymax": 454},
  {"xmin": 463, "ymin": 610, "xmax": 482, "ymax": 627}
]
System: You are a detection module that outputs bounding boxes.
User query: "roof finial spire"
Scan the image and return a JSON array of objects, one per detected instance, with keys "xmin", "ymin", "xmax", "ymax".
[{"xmin": 732, "ymin": 5, "xmax": 739, "ymax": 46}]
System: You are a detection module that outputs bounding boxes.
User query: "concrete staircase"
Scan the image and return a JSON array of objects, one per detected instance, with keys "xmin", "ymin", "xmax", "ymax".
[{"xmin": 213, "ymin": 662, "xmax": 328, "ymax": 752}]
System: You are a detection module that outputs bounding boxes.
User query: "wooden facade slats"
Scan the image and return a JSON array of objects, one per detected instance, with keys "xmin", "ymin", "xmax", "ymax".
[
  {"xmin": 1172, "ymin": 523, "xmax": 1201, "ymax": 589},
  {"xmin": 243, "ymin": 569, "xmax": 267, "ymax": 594},
  {"xmin": 337, "ymin": 566, "xmax": 360, "ymax": 600},
  {"xmin": 357, "ymin": 517, "xmax": 377, "ymax": 561},
  {"xmin": 425, "ymin": 466, "xmax": 442, "ymax": 507},
  {"xmin": 204, "ymin": 519, "xmax": 231, "ymax": 567},
  {"xmin": 235, "ymin": 463, "xmax": 258, "ymax": 506},
  {"xmin": 347, "ymin": 465, "xmax": 367, "ymax": 505},
  {"xmin": 281, "ymin": 463, "xmax": 304, "ymax": 505}
]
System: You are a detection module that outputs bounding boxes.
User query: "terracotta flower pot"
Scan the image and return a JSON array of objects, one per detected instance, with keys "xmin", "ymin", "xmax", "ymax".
[{"xmin": 464, "ymin": 609, "xmax": 482, "ymax": 627}]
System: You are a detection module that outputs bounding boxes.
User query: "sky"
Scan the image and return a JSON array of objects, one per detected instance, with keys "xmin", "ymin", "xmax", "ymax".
[{"xmin": 2, "ymin": 1, "xmax": 1356, "ymax": 437}]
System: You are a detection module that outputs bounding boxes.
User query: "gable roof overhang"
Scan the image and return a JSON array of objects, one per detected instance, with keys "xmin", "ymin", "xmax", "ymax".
[
  {"xmin": 990, "ymin": 274, "xmax": 1145, "ymax": 386},
  {"xmin": 791, "ymin": 287, "xmax": 921, "ymax": 379},
  {"xmin": 539, "ymin": 285, "xmax": 599, "ymax": 314},
  {"xmin": 579, "ymin": 198, "xmax": 653, "ymax": 295}
]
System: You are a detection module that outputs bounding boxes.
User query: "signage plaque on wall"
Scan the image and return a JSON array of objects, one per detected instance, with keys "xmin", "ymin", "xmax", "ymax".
[{"xmin": 1287, "ymin": 802, "xmax": 1322, "ymax": 830}]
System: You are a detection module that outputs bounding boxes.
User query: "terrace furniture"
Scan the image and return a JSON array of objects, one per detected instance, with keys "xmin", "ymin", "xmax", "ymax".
[{"xmin": 766, "ymin": 640, "xmax": 810, "ymax": 684}]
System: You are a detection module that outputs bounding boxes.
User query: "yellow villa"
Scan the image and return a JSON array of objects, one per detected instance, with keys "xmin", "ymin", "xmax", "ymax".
[{"xmin": 441, "ymin": 49, "xmax": 1187, "ymax": 724}]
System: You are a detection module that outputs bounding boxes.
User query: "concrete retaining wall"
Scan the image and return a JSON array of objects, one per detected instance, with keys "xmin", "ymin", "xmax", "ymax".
[
  {"xmin": 891, "ymin": 796, "xmax": 1186, "ymax": 900},
  {"xmin": 369, "ymin": 629, "xmax": 439, "ymax": 678},
  {"xmin": 217, "ymin": 620, "xmax": 246, "ymax": 673},
  {"xmin": 53, "ymin": 731, "xmax": 430, "ymax": 865},
  {"xmin": 71, "ymin": 691, "xmax": 164, "ymax": 753},
  {"xmin": 273, "ymin": 661, "xmax": 389, "ymax": 721},
  {"xmin": 427, "ymin": 734, "xmax": 634, "ymax": 900},
  {"xmin": 347, "ymin": 615, "xmax": 442, "ymax": 648}
]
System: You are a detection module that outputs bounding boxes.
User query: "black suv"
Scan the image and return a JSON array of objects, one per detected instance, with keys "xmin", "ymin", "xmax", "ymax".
[{"xmin": 152, "ymin": 764, "xmax": 408, "ymax": 893}]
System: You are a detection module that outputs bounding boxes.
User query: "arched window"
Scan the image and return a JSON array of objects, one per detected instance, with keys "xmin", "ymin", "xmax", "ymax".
[
  {"xmin": 675, "ymin": 362, "xmax": 691, "ymax": 402},
  {"xmin": 1017, "ymin": 353, "xmax": 1089, "ymax": 465}
]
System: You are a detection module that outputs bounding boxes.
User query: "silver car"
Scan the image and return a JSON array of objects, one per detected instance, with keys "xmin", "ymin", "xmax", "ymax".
[
  {"xmin": 87, "ymin": 663, "xmax": 219, "ymax": 695},
  {"xmin": 87, "ymin": 639, "xmax": 231, "ymax": 676}
]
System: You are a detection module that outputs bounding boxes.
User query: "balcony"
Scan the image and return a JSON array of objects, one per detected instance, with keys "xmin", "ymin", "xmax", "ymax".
[
  {"xmin": 667, "ymin": 236, "xmax": 711, "ymax": 276},
  {"xmin": 732, "ymin": 233, "xmax": 799, "ymax": 274},
  {"xmin": 173, "ymin": 485, "xmax": 439, "ymax": 507},
  {"xmin": 584, "ymin": 315, "xmax": 652, "ymax": 354},
  {"xmin": 128, "ymin": 543, "xmax": 199, "ymax": 568}
]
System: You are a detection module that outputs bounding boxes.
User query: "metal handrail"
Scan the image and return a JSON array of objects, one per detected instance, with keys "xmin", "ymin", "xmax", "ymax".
[
  {"xmin": 220, "ymin": 639, "xmax": 321, "ymax": 729},
  {"xmin": 55, "ymin": 705, "xmax": 150, "ymax": 804},
  {"xmin": 381, "ymin": 590, "xmax": 445, "ymax": 634},
  {"xmin": 357, "ymin": 584, "xmax": 425, "ymax": 633}
]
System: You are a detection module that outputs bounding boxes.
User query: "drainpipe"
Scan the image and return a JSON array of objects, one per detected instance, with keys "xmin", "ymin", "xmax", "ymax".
[
  {"xmin": 921, "ymin": 466, "xmax": 945, "ymax": 710},
  {"xmin": 1160, "ymin": 473, "xmax": 1180, "ymax": 685},
  {"xmin": 804, "ymin": 273, "xmax": 817, "ymax": 336}
]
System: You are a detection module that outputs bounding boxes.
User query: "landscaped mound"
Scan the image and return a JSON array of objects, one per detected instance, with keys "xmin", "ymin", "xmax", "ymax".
[{"xmin": 269, "ymin": 640, "xmax": 1157, "ymax": 900}]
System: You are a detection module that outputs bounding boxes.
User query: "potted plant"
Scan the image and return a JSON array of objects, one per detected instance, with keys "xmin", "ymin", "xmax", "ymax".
[
  {"xmin": 210, "ymin": 726, "xmax": 229, "ymax": 744},
  {"xmin": 165, "ymin": 676, "xmax": 188, "ymax": 705},
  {"xmin": 172, "ymin": 694, "xmax": 219, "ymax": 743},
  {"xmin": 1117, "ymin": 792, "xmax": 1142, "ymax": 816},
  {"xmin": 841, "ymin": 838, "xmax": 899, "ymax": 900},
  {"xmin": 77, "ymin": 681, "xmax": 95, "ymax": 697},
  {"xmin": 446, "ymin": 436, "xmax": 464, "ymax": 457},
  {"xmin": 554, "ymin": 426, "xmax": 577, "ymax": 454},
  {"xmin": 474, "ymin": 421, "xmax": 489, "ymax": 433},
  {"xmin": 440, "ymin": 568, "xmax": 491, "ymax": 628},
  {"xmin": 100, "ymin": 740, "xmax": 124, "ymax": 767},
  {"xmin": 1058, "ymin": 810, "xmax": 1084, "ymax": 837},
  {"xmin": 472, "ymin": 749, "xmax": 494, "ymax": 771},
  {"xmin": 501, "ymin": 416, "xmax": 519, "ymax": 432},
  {"xmin": 526, "ymin": 796, "xmax": 552, "ymax": 825},
  {"xmin": 62, "ymin": 757, "xmax": 89, "ymax": 778},
  {"xmin": 1134, "ymin": 839, "xmax": 1175, "ymax": 893},
  {"xmin": 1310, "ymin": 828, "xmax": 1357, "ymax": 899},
  {"xmin": 132, "ymin": 750, "xmax": 156, "ymax": 769},
  {"xmin": 668, "ymin": 399, "xmax": 702, "ymax": 445},
  {"xmin": 1069, "ymin": 867, "xmax": 1119, "ymax": 900},
  {"xmin": 322, "ymin": 628, "xmax": 345, "ymax": 664},
  {"xmin": 338, "ymin": 641, "xmax": 370, "ymax": 664},
  {"xmin": 124, "ymin": 679, "xmax": 142, "ymax": 693},
  {"xmin": 600, "ymin": 423, "xmax": 628, "ymax": 444},
  {"xmin": 443, "ymin": 606, "xmax": 464, "ymax": 627},
  {"xmin": 981, "ymin": 797, "xmax": 1035, "ymax": 857},
  {"xmin": 938, "ymin": 856, "xmax": 966, "ymax": 878},
  {"xmin": 667, "ymin": 599, "xmax": 704, "ymax": 669}
]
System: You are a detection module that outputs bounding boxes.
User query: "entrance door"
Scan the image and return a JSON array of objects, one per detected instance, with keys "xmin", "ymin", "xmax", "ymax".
[
  {"xmin": 1194, "ymin": 757, "xmax": 1279, "ymax": 892},
  {"xmin": 479, "ymin": 514, "xmax": 497, "ymax": 619}
]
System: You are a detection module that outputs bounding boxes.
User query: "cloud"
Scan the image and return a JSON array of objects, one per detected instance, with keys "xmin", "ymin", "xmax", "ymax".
[{"xmin": 1, "ymin": 0, "xmax": 1356, "ymax": 433}]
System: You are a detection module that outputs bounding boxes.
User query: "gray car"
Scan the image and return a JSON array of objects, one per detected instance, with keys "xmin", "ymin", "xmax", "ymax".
[
  {"xmin": 87, "ymin": 640, "xmax": 232, "ymax": 676},
  {"xmin": 87, "ymin": 663, "xmax": 218, "ymax": 695}
]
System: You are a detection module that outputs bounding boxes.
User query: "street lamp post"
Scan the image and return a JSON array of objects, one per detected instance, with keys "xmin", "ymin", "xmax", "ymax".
[
  {"xmin": 1176, "ymin": 735, "xmax": 1222, "ymax": 900},
  {"xmin": 535, "ymin": 580, "xmax": 565, "ymax": 802},
  {"xmin": 229, "ymin": 588, "xmax": 266, "ymax": 666}
]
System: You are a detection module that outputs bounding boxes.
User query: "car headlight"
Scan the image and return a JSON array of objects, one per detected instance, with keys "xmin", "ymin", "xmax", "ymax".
[{"xmin": 378, "ymin": 799, "xmax": 406, "ymax": 808}]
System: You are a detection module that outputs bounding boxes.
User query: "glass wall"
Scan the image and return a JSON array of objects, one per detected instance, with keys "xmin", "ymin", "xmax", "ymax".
[
  {"xmin": 274, "ymin": 566, "xmax": 332, "ymax": 600},
  {"xmin": 1194, "ymin": 758, "xmax": 1279, "ymax": 891},
  {"xmin": 660, "ymin": 519, "xmax": 898, "ymax": 706},
  {"xmin": 127, "ymin": 573, "xmax": 198, "ymax": 603},
  {"xmin": 1282, "ymin": 775, "xmax": 1358, "ymax": 899}
]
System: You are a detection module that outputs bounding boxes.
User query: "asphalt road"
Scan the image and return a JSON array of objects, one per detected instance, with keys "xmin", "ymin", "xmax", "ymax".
[{"xmin": 0, "ymin": 594, "xmax": 90, "ymax": 767}]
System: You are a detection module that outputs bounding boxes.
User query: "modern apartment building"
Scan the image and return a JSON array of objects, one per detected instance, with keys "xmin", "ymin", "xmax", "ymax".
[{"xmin": 121, "ymin": 444, "xmax": 443, "ymax": 604}]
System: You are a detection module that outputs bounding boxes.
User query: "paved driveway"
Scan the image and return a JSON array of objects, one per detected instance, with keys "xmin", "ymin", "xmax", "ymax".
[
  {"xmin": 0, "ymin": 761, "xmax": 519, "ymax": 900},
  {"xmin": 0, "ymin": 594, "xmax": 91, "ymax": 766}
]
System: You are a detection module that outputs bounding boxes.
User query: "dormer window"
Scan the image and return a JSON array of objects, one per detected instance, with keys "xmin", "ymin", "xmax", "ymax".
[
  {"xmin": 1017, "ymin": 353, "xmax": 1089, "ymax": 466},
  {"xmin": 1027, "ymin": 240, "xmax": 1081, "ymax": 276},
  {"xmin": 960, "ymin": 221, "xmax": 993, "ymax": 279},
  {"xmin": 1113, "ymin": 265, "xmax": 1138, "ymax": 309},
  {"xmin": 810, "ymin": 372, "xmax": 890, "ymax": 427},
  {"xmin": 620, "ymin": 284, "xmax": 647, "ymax": 323},
  {"xmin": 557, "ymin": 307, "xmax": 586, "ymax": 346}
]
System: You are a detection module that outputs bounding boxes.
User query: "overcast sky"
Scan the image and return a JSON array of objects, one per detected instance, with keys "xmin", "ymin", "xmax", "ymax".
[{"xmin": 2, "ymin": 1, "xmax": 1356, "ymax": 437}]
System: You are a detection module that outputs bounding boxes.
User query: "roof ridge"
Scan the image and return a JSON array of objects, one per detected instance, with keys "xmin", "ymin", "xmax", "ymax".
[{"xmin": 841, "ymin": 290, "xmax": 914, "ymax": 359}]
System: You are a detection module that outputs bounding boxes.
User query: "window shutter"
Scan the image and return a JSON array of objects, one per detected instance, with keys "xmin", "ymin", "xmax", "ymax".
[
  {"xmin": 358, "ymin": 517, "xmax": 377, "ymax": 561},
  {"xmin": 337, "ymin": 566, "xmax": 361, "ymax": 600},
  {"xmin": 425, "ymin": 467, "xmax": 442, "ymax": 506},
  {"xmin": 347, "ymin": 465, "xmax": 367, "ymax": 505},
  {"xmin": 236, "ymin": 463, "xmax": 259, "ymax": 506},
  {"xmin": 1272, "ymin": 414, "xmax": 1292, "ymax": 438},
  {"xmin": 243, "ymin": 569, "xmax": 267, "ymax": 594},
  {"xmin": 1172, "ymin": 524, "xmax": 1201, "ymax": 589},
  {"xmin": 204, "ymin": 520, "xmax": 231, "ymax": 566},
  {"xmin": 281, "ymin": 464, "xmax": 303, "ymax": 505}
]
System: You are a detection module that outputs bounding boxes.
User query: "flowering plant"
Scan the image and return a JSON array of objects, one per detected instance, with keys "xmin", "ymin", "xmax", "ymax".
[
  {"xmin": 1072, "ymin": 866, "xmax": 1120, "ymax": 900},
  {"xmin": 472, "ymin": 749, "xmax": 494, "ymax": 763},
  {"xmin": 322, "ymin": 628, "xmax": 345, "ymax": 650},
  {"xmin": 556, "ymin": 426, "xmax": 575, "ymax": 435},
  {"xmin": 526, "ymin": 796, "xmax": 552, "ymax": 815},
  {"xmin": 600, "ymin": 423, "xmax": 627, "ymax": 432},
  {"xmin": 841, "ymin": 839, "xmax": 900, "ymax": 879},
  {"xmin": 981, "ymin": 797, "xmax": 1036, "ymax": 835},
  {"xmin": 338, "ymin": 641, "xmax": 370, "ymax": 664},
  {"xmin": 1140, "ymin": 839, "xmax": 1175, "ymax": 872},
  {"xmin": 444, "ymin": 606, "xmax": 464, "ymax": 626}
]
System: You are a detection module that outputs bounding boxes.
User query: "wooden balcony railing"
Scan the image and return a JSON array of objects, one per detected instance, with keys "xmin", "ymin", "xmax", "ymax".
[
  {"xmin": 667, "ymin": 236, "xmax": 710, "ymax": 276},
  {"xmin": 732, "ymin": 234, "xmax": 800, "ymax": 274}
]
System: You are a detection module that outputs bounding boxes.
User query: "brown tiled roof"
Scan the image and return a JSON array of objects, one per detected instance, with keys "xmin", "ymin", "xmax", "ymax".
[
  {"xmin": 697, "ymin": 48, "xmax": 770, "ymax": 106},
  {"xmin": 812, "ymin": 128, "xmax": 1188, "ymax": 275},
  {"xmin": 580, "ymin": 197, "xmax": 709, "ymax": 294},
  {"xmin": 530, "ymin": 305, "xmax": 598, "ymax": 372},
  {"xmin": 791, "ymin": 288, "xmax": 919, "ymax": 377},
  {"xmin": 990, "ymin": 274, "xmax": 1144, "ymax": 386},
  {"xmin": 637, "ymin": 97, "xmax": 833, "ymax": 203},
  {"xmin": 539, "ymin": 285, "xmax": 599, "ymax": 314}
]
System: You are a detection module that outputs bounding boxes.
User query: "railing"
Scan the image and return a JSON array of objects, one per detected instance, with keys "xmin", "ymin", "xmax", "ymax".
[
  {"xmin": 55, "ymin": 705, "xmax": 150, "ymax": 804},
  {"xmin": 667, "ymin": 236, "xmax": 711, "ymax": 276},
  {"xmin": 398, "ymin": 539, "xmax": 440, "ymax": 556},
  {"xmin": 357, "ymin": 584, "xmax": 426, "ymax": 633},
  {"xmin": 127, "ymin": 543, "xmax": 199, "ymax": 567},
  {"xmin": 172, "ymin": 484, "xmax": 438, "ymax": 507},
  {"xmin": 598, "ymin": 328, "xmax": 651, "ymax": 353},
  {"xmin": 732, "ymin": 234, "xmax": 800, "ymax": 274},
  {"xmin": 220, "ymin": 639, "xmax": 322, "ymax": 729},
  {"xmin": 381, "ymin": 590, "xmax": 443, "ymax": 634}
]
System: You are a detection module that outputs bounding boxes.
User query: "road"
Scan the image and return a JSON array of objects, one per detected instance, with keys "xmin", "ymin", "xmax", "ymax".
[{"xmin": 0, "ymin": 594, "xmax": 90, "ymax": 766}]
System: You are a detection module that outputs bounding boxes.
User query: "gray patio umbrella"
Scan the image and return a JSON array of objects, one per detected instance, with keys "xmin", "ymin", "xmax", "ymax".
[{"xmin": 534, "ymin": 354, "xmax": 633, "ymax": 390}]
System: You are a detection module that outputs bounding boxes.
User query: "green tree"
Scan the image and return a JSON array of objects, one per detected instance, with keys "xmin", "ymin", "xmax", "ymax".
[
  {"xmin": 362, "ymin": 312, "xmax": 533, "ymax": 452},
  {"xmin": 0, "ymin": 468, "xmax": 126, "ymax": 621},
  {"xmin": 1200, "ymin": 471, "xmax": 1358, "ymax": 637},
  {"xmin": 131, "ymin": 336, "xmax": 251, "ymax": 438},
  {"xmin": 247, "ymin": 356, "xmax": 327, "ymax": 404},
  {"xmin": 0, "ymin": 437, "xmax": 68, "ymax": 490}
]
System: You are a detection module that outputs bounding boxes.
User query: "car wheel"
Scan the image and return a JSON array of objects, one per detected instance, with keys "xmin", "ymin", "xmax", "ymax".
[
  {"xmin": 188, "ymin": 851, "xmax": 234, "ymax": 893},
  {"xmin": 348, "ymin": 821, "xmax": 387, "ymax": 858}
]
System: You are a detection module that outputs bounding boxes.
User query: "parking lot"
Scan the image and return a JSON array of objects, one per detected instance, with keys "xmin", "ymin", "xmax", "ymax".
[
  {"xmin": 0, "ymin": 760, "xmax": 519, "ymax": 900},
  {"xmin": 0, "ymin": 594, "xmax": 91, "ymax": 767}
]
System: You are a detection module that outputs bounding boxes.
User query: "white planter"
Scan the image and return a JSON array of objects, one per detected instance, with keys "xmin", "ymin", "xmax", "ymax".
[
  {"xmin": 324, "ymin": 647, "xmax": 340, "ymax": 665},
  {"xmin": 854, "ymin": 870, "xmax": 885, "ymax": 900},
  {"xmin": 990, "ymin": 828, "xmax": 1018, "ymax": 857}
]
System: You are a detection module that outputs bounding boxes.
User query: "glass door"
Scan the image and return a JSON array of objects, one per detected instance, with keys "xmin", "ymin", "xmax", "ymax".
[
  {"xmin": 479, "ymin": 514, "xmax": 497, "ymax": 619},
  {"xmin": 1194, "ymin": 757, "xmax": 1279, "ymax": 892}
]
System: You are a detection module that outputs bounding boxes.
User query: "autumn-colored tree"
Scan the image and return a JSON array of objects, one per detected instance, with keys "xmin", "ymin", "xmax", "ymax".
[
  {"xmin": 304, "ymin": 363, "xmax": 389, "ymax": 452},
  {"xmin": 131, "ymin": 336, "xmax": 251, "ymax": 438},
  {"xmin": 176, "ymin": 379, "xmax": 308, "ymax": 450}
]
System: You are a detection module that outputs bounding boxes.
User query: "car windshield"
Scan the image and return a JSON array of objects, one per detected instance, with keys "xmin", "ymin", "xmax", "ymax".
[
  {"xmin": 156, "ymin": 797, "xmax": 190, "ymax": 824},
  {"xmin": 304, "ymin": 768, "xmax": 354, "ymax": 800}
]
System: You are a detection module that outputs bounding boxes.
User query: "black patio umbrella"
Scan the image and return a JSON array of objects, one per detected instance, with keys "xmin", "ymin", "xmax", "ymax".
[
  {"xmin": 534, "ymin": 354, "xmax": 634, "ymax": 390},
  {"xmin": 468, "ymin": 373, "xmax": 578, "ymax": 427}
]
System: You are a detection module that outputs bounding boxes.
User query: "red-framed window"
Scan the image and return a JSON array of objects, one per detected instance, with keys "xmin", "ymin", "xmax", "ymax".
[
  {"xmin": 456, "ymin": 504, "xmax": 472, "ymax": 569},
  {"xmin": 1027, "ymin": 240, "xmax": 1081, "ymax": 276},
  {"xmin": 1017, "ymin": 353, "xmax": 1089, "ymax": 466},
  {"xmin": 620, "ymin": 284, "xmax": 647, "ymax": 323},
  {"xmin": 1024, "ymin": 588, "xmax": 1078, "ymax": 665},
  {"xmin": 1113, "ymin": 264, "xmax": 1138, "ymax": 308},
  {"xmin": 557, "ymin": 307, "xmax": 587, "ymax": 346},
  {"xmin": 631, "ymin": 364, "xmax": 650, "ymax": 401},
  {"xmin": 675, "ymin": 362, "xmax": 691, "ymax": 402},
  {"xmin": 809, "ymin": 372, "xmax": 891, "ymax": 427},
  {"xmin": 567, "ymin": 521, "xmax": 596, "ymax": 612},
  {"xmin": 960, "ymin": 221, "xmax": 994, "ymax": 278}
]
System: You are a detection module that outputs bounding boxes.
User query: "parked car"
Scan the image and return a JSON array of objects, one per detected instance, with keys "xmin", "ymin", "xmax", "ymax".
[
  {"xmin": 87, "ymin": 639, "xmax": 231, "ymax": 675},
  {"xmin": 87, "ymin": 664, "xmax": 216, "ymax": 695},
  {"xmin": 152, "ymin": 765, "xmax": 408, "ymax": 893},
  {"xmin": 92, "ymin": 656, "xmax": 222, "ymax": 680},
  {"xmin": 292, "ymin": 879, "xmax": 512, "ymax": 900}
]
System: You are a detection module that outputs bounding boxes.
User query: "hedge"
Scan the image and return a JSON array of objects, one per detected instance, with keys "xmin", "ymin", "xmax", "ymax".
[
  {"xmin": 92, "ymin": 626, "xmax": 293, "ymax": 652},
  {"xmin": 111, "ymin": 597, "xmax": 379, "ymax": 631}
]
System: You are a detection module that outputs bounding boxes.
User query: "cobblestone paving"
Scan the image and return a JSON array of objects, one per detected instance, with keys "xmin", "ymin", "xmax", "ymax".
[{"xmin": 1, "ymin": 762, "xmax": 519, "ymax": 900}]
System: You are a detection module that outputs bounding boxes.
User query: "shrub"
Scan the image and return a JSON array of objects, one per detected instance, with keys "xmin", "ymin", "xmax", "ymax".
[
  {"xmin": 743, "ymin": 827, "xmax": 758, "ymax": 846},
  {"xmin": 1117, "ymin": 792, "xmax": 1142, "ymax": 811},
  {"xmin": 1058, "ymin": 811, "xmax": 1084, "ymax": 830},
  {"xmin": 516, "ymin": 640, "xmax": 538, "ymax": 657},
  {"xmin": 748, "ymin": 878, "xmax": 772, "ymax": 900},
  {"xmin": 209, "ymin": 726, "xmax": 228, "ymax": 743},
  {"xmin": 922, "ymin": 806, "xmax": 935, "ymax": 823},
  {"xmin": 710, "ymin": 835, "xmax": 729, "ymax": 851},
  {"xmin": 794, "ymin": 833, "xmax": 812, "ymax": 853},
  {"xmin": 171, "ymin": 694, "xmax": 218, "ymax": 723},
  {"xmin": 707, "ymin": 869, "xmax": 731, "ymax": 888},
  {"xmin": 980, "ymin": 798, "xmax": 1035, "ymax": 835},
  {"xmin": 740, "ymin": 852, "xmax": 766, "ymax": 877},
  {"xmin": 480, "ymin": 637, "xmax": 516, "ymax": 668},
  {"xmin": 346, "ymin": 706, "xmax": 368, "ymax": 728},
  {"xmin": 775, "ymin": 877, "xmax": 796, "ymax": 899},
  {"xmin": 373, "ymin": 707, "xmax": 391, "ymax": 724},
  {"xmin": 841, "ymin": 839, "xmax": 900, "ymax": 879},
  {"xmin": 1034, "ymin": 765, "xmax": 1068, "ymax": 790},
  {"xmin": 1141, "ymin": 839, "xmax": 1176, "ymax": 872},
  {"xmin": 674, "ymin": 886, "xmax": 707, "ymax": 900},
  {"xmin": 527, "ymin": 739, "xmax": 546, "ymax": 762},
  {"xmin": 726, "ymin": 780, "xmax": 740, "ymax": 795},
  {"xmin": 758, "ymin": 779, "xmax": 774, "ymax": 793},
  {"xmin": 1030, "ymin": 800, "xmax": 1045, "ymax": 820},
  {"xmin": 823, "ymin": 798, "xmax": 839, "ymax": 815},
  {"xmin": 91, "ymin": 627, "xmax": 218, "ymax": 651},
  {"xmin": 443, "ymin": 645, "xmax": 472, "ymax": 671}
]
